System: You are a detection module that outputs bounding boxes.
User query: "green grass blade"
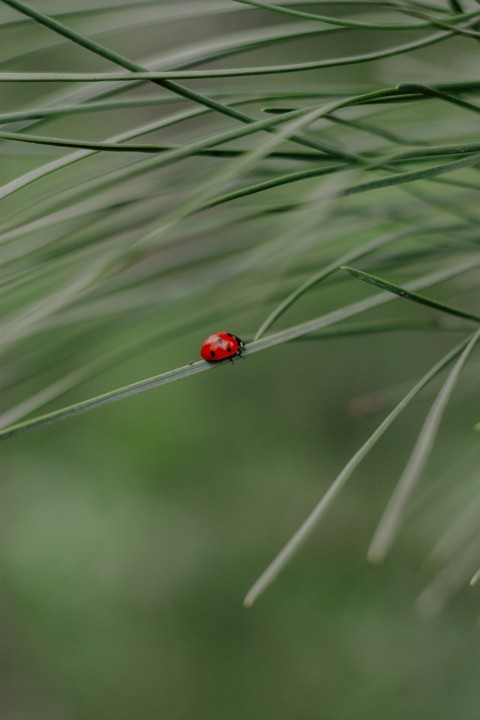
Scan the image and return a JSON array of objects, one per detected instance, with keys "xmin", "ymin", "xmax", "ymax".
[
  {"xmin": 395, "ymin": 82, "xmax": 480, "ymax": 116},
  {"xmin": 344, "ymin": 153, "xmax": 480, "ymax": 195},
  {"xmin": 204, "ymin": 152, "xmax": 480, "ymax": 210},
  {"xmin": 389, "ymin": 141, "xmax": 480, "ymax": 162},
  {"xmin": 368, "ymin": 327, "xmax": 480, "ymax": 564},
  {"xmin": 232, "ymin": 0, "xmax": 478, "ymax": 30},
  {"xmin": 342, "ymin": 266, "xmax": 480, "ymax": 323},
  {"xmin": 393, "ymin": 5, "xmax": 480, "ymax": 39}
]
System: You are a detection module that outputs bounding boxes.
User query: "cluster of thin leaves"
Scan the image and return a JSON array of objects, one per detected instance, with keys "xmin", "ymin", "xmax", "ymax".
[{"xmin": 1, "ymin": 0, "xmax": 480, "ymax": 610}]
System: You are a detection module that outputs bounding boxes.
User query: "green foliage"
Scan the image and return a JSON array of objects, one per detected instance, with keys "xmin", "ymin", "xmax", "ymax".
[{"xmin": 2, "ymin": 1, "xmax": 480, "ymax": 715}]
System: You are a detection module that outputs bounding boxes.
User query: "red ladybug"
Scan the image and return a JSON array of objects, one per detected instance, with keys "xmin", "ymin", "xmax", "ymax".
[{"xmin": 200, "ymin": 332, "xmax": 245, "ymax": 362}]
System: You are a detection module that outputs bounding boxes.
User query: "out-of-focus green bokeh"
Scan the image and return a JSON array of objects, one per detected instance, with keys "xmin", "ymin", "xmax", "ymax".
[{"xmin": 1, "ymin": 2, "xmax": 479, "ymax": 719}]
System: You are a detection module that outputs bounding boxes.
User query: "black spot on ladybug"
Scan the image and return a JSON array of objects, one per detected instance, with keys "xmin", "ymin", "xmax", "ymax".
[
  {"xmin": 210, "ymin": 350, "xmax": 216, "ymax": 357},
  {"xmin": 227, "ymin": 346, "xmax": 232, "ymax": 352}
]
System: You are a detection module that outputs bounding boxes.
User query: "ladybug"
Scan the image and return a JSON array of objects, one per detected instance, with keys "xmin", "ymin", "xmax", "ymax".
[{"xmin": 200, "ymin": 332, "xmax": 245, "ymax": 362}]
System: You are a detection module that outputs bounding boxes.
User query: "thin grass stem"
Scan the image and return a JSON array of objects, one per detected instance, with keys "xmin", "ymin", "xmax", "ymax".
[{"xmin": 368, "ymin": 328, "xmax": 480, "ymax": 563}]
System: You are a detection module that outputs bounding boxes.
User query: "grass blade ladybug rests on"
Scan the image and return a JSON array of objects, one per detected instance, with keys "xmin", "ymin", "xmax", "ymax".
[{"xmin": 200, "ymin": 333, "xmax": 245, "ymax": 363}]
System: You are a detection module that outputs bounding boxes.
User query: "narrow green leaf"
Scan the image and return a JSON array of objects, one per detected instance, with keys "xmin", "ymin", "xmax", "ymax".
[
  {"xmin": 396, "ymin": 82, "xmax": 480, "ymax": 115},
  {"xmin": 342, "ymin": 265, "xmax": 480, "ymax": 324},
  {"xmin": 390, "ymin": 141, "xmax": 480, "ymax": 162},
  {"xmin": 232, "ymin": 0, "xmax": 479, "ymax": 30},
  {"xmin": 368, "ymin": 327, "xmax": 480, "ymax": 564},
  {"xmin": 202, "ymin": 165, "xmax": 344, "ymax": 210},
  {"xmin": 0, "ymin": 129, "xmax": 328, "ymax": 159},
  {"xmin": 204, "ymin": 150, "xmax": 480, "ymax": 212},
  {"xmin": 344, "ymin": 153, "xmax": 480, "ymax": 196},
  {"xmin": 394, "ymin": 6, "xmax": 480, "ymax": 39}
]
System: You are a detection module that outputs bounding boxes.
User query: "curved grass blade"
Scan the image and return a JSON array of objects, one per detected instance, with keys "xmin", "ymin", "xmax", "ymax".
[
  {"xmin": 0, "ymin": 95, "xmax": 185, "ymax": 125},
  {"xmin": 232, "ymin": 0, "xmax": 477, "ymax": 30},
  {"xmin": 342, "ymin": 265, "xmax": 480, "ymax": 324},
  {"xmin": 0, "ymin": 0, "xmax": 454, "ymax": 31},
  {"xmin": 0, "ymin": 129, "xmax": 330, "ymax": 158},
  {"xmin": 343, "ymin": 152, "xmax": 480, "ymax": 195},
  {"xmin": 242, "ymin": 334, "xmax": 473, "ymax": 607},
  {"xmin": 394, "ymin": 5, "xmax": 480, "ymax": 39},
  {"xmin": 0, "ymin": 128, "xmax": 222, "ymax": 154},
  {"xmin": 389, "ymin": 141, "xmax": 480, "ymax": 162},
  {"xmin": 396, "ymin": 82, "xmax": 480, "ymax": 116},
  {"xmin": 203, "ymin": 152, "xmax": 480, "ymax": 210},
  {"xmin": 368, "ymin": 327, "xmax": 480, "ymax": 564}
]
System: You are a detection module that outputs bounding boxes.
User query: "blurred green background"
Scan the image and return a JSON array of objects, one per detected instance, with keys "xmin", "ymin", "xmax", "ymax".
[{"xmin": 1, "ymin": 1, "xmax": 480, "ymax": 719}]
